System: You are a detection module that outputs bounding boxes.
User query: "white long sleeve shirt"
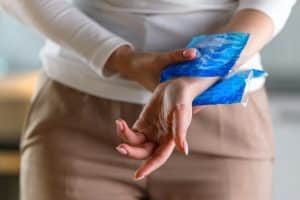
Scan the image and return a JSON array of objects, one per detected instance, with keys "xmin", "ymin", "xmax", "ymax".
[{"xmin": 1, "ymin": 0, "xmax": 296, "ymax": 104}]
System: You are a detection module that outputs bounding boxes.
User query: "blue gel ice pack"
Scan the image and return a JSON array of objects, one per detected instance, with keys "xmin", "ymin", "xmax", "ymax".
[
  {"xmin": 159, "ymin": 32, "xmax": 269, "ymax": 106},
  {"xmin": 160, "ymin": 32, "xmax": 250, "ymax": 82},
  {"xmin": 192, "ymin": 69, "xmax": 268, "ymax": 106}
]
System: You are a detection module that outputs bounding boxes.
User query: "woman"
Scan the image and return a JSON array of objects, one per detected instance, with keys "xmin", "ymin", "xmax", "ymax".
[{"xmin": 1, "ymin": 0, "xmax": 296, "ymax": 199}]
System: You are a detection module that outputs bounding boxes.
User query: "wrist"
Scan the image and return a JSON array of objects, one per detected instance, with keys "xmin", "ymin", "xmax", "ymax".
[
  {"xmin": 105, "ymin": 45, "xmax": 135, "ymax": 74},
  {"xmin": 176, "ymin": 77, "xmax": 219, "ymax": 99}
]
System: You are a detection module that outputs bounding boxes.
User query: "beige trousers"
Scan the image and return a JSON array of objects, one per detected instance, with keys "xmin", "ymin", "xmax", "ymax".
[{"xmin": 21, "ymin": 74, "xmax": 274, "ymax": 200}]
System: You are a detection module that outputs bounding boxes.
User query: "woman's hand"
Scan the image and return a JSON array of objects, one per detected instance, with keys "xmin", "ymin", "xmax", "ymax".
[
  {"xmin": 115, "ymin": 77, "xmax": 217, "ymax": 180},
  {"xmin": 105, "ymin": 45, "xmax": 197, "ymax": 91}
]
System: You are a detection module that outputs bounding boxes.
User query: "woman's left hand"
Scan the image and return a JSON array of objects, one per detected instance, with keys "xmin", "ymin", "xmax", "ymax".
[{"xmin": 115, "ymin": 77, "xmax": 217, "ymax": 180}]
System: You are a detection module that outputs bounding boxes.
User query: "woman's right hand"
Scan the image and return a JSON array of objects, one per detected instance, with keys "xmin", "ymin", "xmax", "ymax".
[
  {"xmin": 114, "ymin": 76, "xmax": 212, "ymax": 180},
  {"xmin": 105, "ymin": 45, "xmax": 197, "ymax": 91}
]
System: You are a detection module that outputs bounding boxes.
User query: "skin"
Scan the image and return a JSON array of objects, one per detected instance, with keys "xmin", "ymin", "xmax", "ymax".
[{"xmin": 105, "ymin": 9, "xmax": 274, "ymax": 180}]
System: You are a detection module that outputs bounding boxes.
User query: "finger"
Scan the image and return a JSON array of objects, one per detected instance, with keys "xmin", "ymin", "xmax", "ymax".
[
  {"xmin": 192, "ymin": 106, "xmax": 207, "ymax": 114},
  {"xmin": 115, "ymin": 142, "xmax": 156, "ymax": 160},
  {"xmin": 115, "ymin": 119, "xmax": 146, "ymax": 145},
  {"xmin": 134, "ymin": 135, "xmax": 175, "ymax": 180},
  {"xmin": 173, "ymin": 104, "xmax": 192, "ymax": 155},
  {"xmin": 160, "ymin": 48, "xmax": 197, "ymax": 66}
]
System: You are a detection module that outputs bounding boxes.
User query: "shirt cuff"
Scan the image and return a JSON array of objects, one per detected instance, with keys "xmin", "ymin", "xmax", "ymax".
[
  {"xmin": 237, "ymin": 0, "xmax": 296, "ymax": 36},
  {"xmin": 90, "ymin": 36, "xmax": 134, "ymax": 78}
]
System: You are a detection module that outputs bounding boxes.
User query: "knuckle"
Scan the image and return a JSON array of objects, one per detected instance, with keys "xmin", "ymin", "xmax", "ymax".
[
  {"xmin": 143, "ymin": 142, "xmax": 153, "ymax": 149},
  {"xmin": 176, "ymin": 49, "xmax": 184, "ymax": 57},
  {"xmin": 175, "ymin": 103, "xmax": 187, "ymax": 111},
  {"xmin": 136, "ymin": 132, "xmax": 146, "ymax": 140},
  {"xmin": 170, "ymin": 50, "xmax": 182, "ymax": 61}
]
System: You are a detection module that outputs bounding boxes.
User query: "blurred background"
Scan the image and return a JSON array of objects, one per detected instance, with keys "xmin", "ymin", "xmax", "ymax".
[{"xmin": 0, "ymin": 3, "xmax": 299, "ymax": 200}]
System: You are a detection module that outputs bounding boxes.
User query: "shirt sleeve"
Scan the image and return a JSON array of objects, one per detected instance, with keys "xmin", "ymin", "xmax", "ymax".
[
  {"xmin": 237, "ymin": 0, "xmax": 297, "ymax": 36},
  {"xmin": 0, "ymin": 0, "xmax": 134, "ymax": 78}
]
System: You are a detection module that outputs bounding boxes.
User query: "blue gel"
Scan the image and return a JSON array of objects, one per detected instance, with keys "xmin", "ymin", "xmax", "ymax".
[
  {"xmin": 192, "ymin": 69, "xmax": 268, "ymax": 106},
  {"xmin": 160, "ymin": 32, "xmax": 249, "ymax": 82}
]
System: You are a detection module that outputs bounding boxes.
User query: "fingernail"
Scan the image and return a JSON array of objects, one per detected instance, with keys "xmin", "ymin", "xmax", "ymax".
[
  {"xmin": 183, "ymin": 49, "xmax": 196, "ymax": 58},
  {"xmin": 115, "ymin": 120, "xmax": 124, "ymax": 132},
  {"xmin": 182, "ymin": 50, "xmax": 190, "ymax": 57},
  {"xmin": 175, "ymin": 138, "xmax": 185, "ymax": 154},
  {"xmin": 134, "ymin": 175, "xmax": 145, "ymax": 181},
  {"xmin": 134, "ymin": 172, "xmax": 145, "ymax": 181},
  {"xmin": 116, "ymin": 146, "xmax": 127, "ymax": 155},
  {"xmin": 183, "ymin": 141, "xmax": 189, "ymax": 156}
]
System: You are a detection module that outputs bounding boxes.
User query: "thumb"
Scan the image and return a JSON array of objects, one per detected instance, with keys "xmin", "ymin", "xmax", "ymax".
[
  {"xmin": 172, "ymin": 103, "xmax": 192, "ymax": 155},
  {"xmin": 160, "ymin": 48, "xmax": 197, "ymax": 66}
]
